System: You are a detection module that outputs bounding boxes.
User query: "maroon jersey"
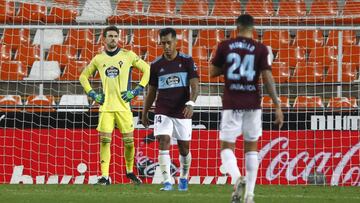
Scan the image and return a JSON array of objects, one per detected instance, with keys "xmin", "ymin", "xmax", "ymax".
[
  {"xmin": 149, "ymin": 52, "xmax": 199, "ymax": 118},
  {"xmin": 211, "ymin": 36, "xmax": 271, "ymax": 109}
]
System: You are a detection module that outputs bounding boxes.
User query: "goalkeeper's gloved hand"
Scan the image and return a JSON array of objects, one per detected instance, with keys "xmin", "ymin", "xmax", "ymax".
[
  {"xmin": 121, "ymin": 85, "xmax": 143, "ymax": 103},
  {"xmin": 88, "ymin": 90, "xmax": 105, "ymax": 105}
]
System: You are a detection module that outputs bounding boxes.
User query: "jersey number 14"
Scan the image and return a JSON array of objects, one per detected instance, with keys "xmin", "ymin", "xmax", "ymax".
[{"xmin": 226, "ymin": 53, "xmax": 255, "ymax": 81}]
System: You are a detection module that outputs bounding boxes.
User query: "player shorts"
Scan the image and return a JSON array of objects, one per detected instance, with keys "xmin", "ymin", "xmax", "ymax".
[
  {"xmin": 220, "ymin": 109, "xmax": 262, "ymax": 142},
  {"xmin": 153, "ymin": 114, "xmax": 192, "ymax": 141},
  {"xmin": 97, "ymin": 111, "xmax": 134, "ymax": 134}
]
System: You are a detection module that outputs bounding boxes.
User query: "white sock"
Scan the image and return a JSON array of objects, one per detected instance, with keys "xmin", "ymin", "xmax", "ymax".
[
  {"xmin": 179, "ymin": 152, "xmax": 191, "ymax": 179},
  {"xmin": 221, "ymin": 149, "xmax": 241, "ymax": 184},
  {"xmin": 245, "ymin": 151, "xmax": 259, "ymax": 198},
  {"xmin": 158, "ymin": 150, "xmax": 171, "ymax": 183}
]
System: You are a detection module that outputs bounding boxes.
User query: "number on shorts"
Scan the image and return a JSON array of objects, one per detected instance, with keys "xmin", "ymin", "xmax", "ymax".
[{"xmin": 156, "ymin": 115, "xmax": 162, "ymax": 124}]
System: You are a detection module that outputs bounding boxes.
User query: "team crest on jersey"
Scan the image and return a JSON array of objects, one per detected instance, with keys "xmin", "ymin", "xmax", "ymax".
[
  {"xmin": 166, "ymin": 75, "xmax": 180, "ymax": 86},
  {"xmin": 105, "ymin": 66, "xmax": 119, "ymax": 78},
  {"xmin": 118, "ymin": 61, "xmax": 123, "ymax": 68}
]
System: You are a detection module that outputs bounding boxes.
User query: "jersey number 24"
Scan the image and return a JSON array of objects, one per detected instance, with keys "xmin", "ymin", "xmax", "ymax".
[{"xmin": 226, "ymin": 53, "xmax": 255, "ymax": 81}]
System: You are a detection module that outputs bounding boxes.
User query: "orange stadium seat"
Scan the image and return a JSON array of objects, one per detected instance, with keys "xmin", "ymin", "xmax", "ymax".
[
  {"xmin": 0, "ymin": 44, "xmax": 12, "ymax": 62},
  {"xmin": 107, "ymin": 0, "xmax": 144, "ymax": 24},
  {"xmin": 148, "ymin": 0, "xmax": 176, "ymax": 15},
  {"xmin": 262, "ymin": 30, "xmax": 290, "ymax": 50},
  {"xmin": 130, "ymin": 95, "xmax": 144, "ymax": 109},
  {"xmin": 262, "ymin": 96, "xmax": 290, "ymax": 108},
  {"xmin": 275, "ymin": 46, "xmax": 306, "ymax": 67},
  {"xmin": 192, "ymin": 46, "xmax": 209, "ymax": 63},
  {"xmin": 293, "ymin": 96, "xmax": 324, "ymax": 108},
  {"xmin": 290, "ymin": 62, "xmax": 324, "ymax": 83},
  {"xmin": 179, "ymin": 0, "xmax": 209, "ymax": 16},
  {"xmin": 14, "ymin": 45, "xmax": 41, "ymax": 68},
  {"xmin": 211, "ymin": 0, "xmax": 241, "ymax": 17},
  {"xmin": 0, "ymin": 95, "xmax": 22, "ymax": 112},
  {"xmin": 25, "ymin": 95, "xmax": 56, "ymax": 112},
  {"xmin": 197, "ymin": 61, "xmax": 224, "ymax": 83},
  {"xmin": 277, "ymin": 1, "xmax": 306, "ymax": 17},
  {"xmin": 194, "ymin": 29, "xmax": 225, "ymax": 50},
  {"xmin": 131, "ymin": 67, "xmax": 142, "ymax": 82},
  {"xmin": 79, "ymin": 44, "xmax": 104, "ymax": 63},
  {"xmin": 11, "ymin": 3, "xmax": 46, "ymax": 23},
  {"xmin": 308, "ymin": 46, "xmax": 338, "ymax": 66},
  {"xmin": 53, "ymin": 0, "xmax": 79, "ymax": 5},
  {"xmin": 271, "ymin": 61, "xmax": 290, "ymax": 83},
  {"xmin": 326, "ymin": 30, "xmax": 357, "ymax": 46},
  {"xmin": 0, "ymin": 61, "xmax": 27, "ymax": 80},
  {"xmin": 176, "ymin": 29, "xmax": 190, "ymax": 54},
  {"xmin": 327, "ymin": 97, "xmax": 358, "ymax": 108},
  {"xmin": 343, "ymin": 45, "xmax": 360, "ymax": 65},
  {"xmin": 323, "ymin": 63, "xmax": 357, "ymax": 82},
  {"xmin": 342, "ymin": 0, "xmax": 360, "ymax": 23},
  {"xmin": 45, "ymin": 6, "xmax": 77, "ymax": 24},
  {"xmin": 64, "ymin": 29, "xmax": 95, "ymax": 49},
  {"xmin": 60, "ymin": 60, "xmax": 87, "ymax": 80},
  {"xmin": 293, "ymin": 30, "xmax": 324, "ymax": 51},
  {"xmin": 308, "ymin": 0, "xmax": 338, "ymax": 23},
  {"xmin": 98, "ymin": 29, "xmax": 128, "ymax": 47},
  {"xmin": 0, "ymin": 0, "xmax": 15, "ymax": 23},
  {"xmin": 131, "ymin": 29, "xmax": 159, "ymax": 51},
  {"xmin": 47, "ymin": 45, "xmax": 78, "ymax": 68},
  {"xmin": 146, "ymin": 45, "xmax": 163, "ymax": 63},
  {"xmin": 1, "ymin": 29, "xmax": 30, "ymax": 50},
  {"xmin": 245, "ymin": 0, "xmax": 275, "ymax": 17}
]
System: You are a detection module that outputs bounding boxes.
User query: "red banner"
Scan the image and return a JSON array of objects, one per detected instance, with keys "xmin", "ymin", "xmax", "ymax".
[{"xmin": 0, "ymin": 129, "xmax": 359, "ymax": 185}]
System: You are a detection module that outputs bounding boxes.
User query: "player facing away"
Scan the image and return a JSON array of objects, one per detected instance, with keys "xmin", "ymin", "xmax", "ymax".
[
  {"xmin": 210, "ymin": 15, "xmax": 284, "ymax": 203},
  {"xmin": 79, "ymin": 25, "xmax": 150, "ymax": 185},
  {"xmin": 142, "ymin": 28, "xmax": 200, "ymax": 191}
]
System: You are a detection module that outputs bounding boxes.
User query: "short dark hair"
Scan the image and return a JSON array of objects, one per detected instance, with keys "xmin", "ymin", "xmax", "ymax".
[
  {"xmin": 236, "ymin": 14, "xmax": 254, "ymax": 29},
  {"xmin": 103, "ymin": 25, "xmax": 119, "ymax": 37},
  {"xmin": 159, "ymin": 28, "xmax": 177, "ymax": 38}
]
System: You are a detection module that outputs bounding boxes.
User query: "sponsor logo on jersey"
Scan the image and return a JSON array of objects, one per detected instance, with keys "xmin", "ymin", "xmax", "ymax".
[
  {"xmin": 166, "ymin": 76, "xmax": 180, "ymax": 86},
  {"xmin": 105, "ymin": 66, "xmax": 119, "ymax": 78}
]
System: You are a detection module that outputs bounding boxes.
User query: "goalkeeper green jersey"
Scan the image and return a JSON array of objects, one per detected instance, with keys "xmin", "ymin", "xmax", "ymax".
[{"xmin": 79, "ymin": 48, "xmax": 150, "ymax": 112}]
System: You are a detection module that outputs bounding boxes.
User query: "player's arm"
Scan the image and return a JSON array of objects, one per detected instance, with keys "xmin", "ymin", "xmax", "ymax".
[
  {"xmin": 210, "ymin": 64, "xmax": 223, "ymax": 78},
  {"xmin": 141, "ymin": 85, "xmax": 157, "ymax": 128},
  {"xmin": 210, "ymin": 42, "xmax": 224, "ymax": 78},
  {"xmin": 79, "ymin": 59, "xmax": 104, "ymax": 104},
  {"xmin": 183, "ymin": 77, "xmax": 199, "ymax": 119},
  {"xmin": 261, "ymin": 69, "xmax": 284, "ymax": 128}
]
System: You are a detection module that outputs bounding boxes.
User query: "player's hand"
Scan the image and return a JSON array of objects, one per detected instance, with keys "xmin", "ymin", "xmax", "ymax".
[
  {"xmin": 183, "ymin": 105, "xmax": 194, "ymax": 119},
  {"xmin": 88, "ymin": 90, "xmax": 105, "ymax": 105},
  {"xmin": 121, "ymin": 85, "xmax": 143, "ymax": 103},
  {"xmin": 274, "ymin": 107, "xmax": 284, "ymax": 129},
  {"xmin": 141, "ymin": 112, "xmax": 150, "ymax": 128}
]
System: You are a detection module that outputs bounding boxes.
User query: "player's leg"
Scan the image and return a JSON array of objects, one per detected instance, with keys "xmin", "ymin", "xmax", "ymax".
[
  {"xmin": 154, "ymin": 114, "xmax": 173, "ymax": 191},
  {"xmin": 173, "ymin": 118, "xmax": 192, "ymax": 191},
  {"xmin": 96, "ymin": 112, "xmax": 114, "ymax": 185},
  {"xmin": 242, "ymin": 109, "xmax": 262, "ymax": 203},
  {"xmin": 116, "ymin": 111, "xmax": 142, "ymax": 184}
]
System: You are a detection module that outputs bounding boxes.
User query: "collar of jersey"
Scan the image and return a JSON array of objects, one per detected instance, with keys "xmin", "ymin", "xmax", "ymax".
[{"xmin": 105, "ymin": 47, "xmax": 120, "ymax": 57}]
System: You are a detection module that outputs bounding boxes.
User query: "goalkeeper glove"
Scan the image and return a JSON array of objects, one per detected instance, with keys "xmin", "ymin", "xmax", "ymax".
[
  {"xmin": 121, "ymin": 85, "xmax": 143, "ymax": 103},
  {"xmin": 88, "ymin": 90, "xmax": 105, "ymax": 105}
]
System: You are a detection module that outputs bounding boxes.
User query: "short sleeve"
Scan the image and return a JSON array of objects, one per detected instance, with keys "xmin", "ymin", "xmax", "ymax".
[
  {"xmin": 187, "ymin": 57, "xmax": 199, "ymax": 79},
  {"xmin": 149, "ymin": 63, "xmax": 158, "ymax": 87},
  {"xmin": 211, "ymin": 42, "xmax": 225, "ymax": 68}
]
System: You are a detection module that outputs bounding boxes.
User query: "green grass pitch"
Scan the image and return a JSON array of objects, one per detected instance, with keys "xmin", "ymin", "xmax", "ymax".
[{"xmin": 0, "ymin": 184, "xmax": 359, "ymax": 203}]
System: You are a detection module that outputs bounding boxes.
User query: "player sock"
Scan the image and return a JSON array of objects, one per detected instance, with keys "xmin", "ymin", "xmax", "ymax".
[
  {"xmin": 221, "ymin": 148, "xmax": 241, "ymax": 184},
  {"xmin": 179, "ymin": 152, "xmax": 191, "ymax": 179},
  {"xmin": 159, "ymin": 150, "xmax": 171, "ymax": 183},
  {"xmin": 245, "ymin": 151, "xmax": 259, "ymax": 198},
  {"xmin": 100, "ymin": 136, "xmax": 111, "ymax": 177},
  {"xmin": 123, "ymin": 137, "xmax": 135, "ymax": 173}
]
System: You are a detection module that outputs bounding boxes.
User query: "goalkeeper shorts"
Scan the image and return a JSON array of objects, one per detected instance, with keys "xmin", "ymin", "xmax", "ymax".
[{"xmin": 97, "ymin": 111, "xmax": 134, "ymax": 134}]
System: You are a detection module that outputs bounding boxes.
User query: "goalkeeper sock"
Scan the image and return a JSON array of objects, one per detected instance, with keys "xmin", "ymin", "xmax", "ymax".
[
  {"xmin": 123, "ymin": 137, "xmax": 135, "ymax": 173},
  {"xmin": 221, "ymin": 148, "xmax": 241, "ymax": 184},
  {"xmin": 100, "ymin": 136, "xmax": 112, "ymax": 178},
  {"xmin": 179, "ymin": 152, "xmax": 191, "ymax": 179},
  {"xmin": 159, "ymin": 150, "xmax": 171, "ymax": 183},
  {"xmin": 245, "ymin": 151, "xmax": 259, "ymax": 198}
]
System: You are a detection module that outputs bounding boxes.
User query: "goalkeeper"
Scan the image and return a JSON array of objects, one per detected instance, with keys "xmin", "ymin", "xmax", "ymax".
[{"xmin": 79, "ymin": 25, "xmax": 150, "ymax": 185}]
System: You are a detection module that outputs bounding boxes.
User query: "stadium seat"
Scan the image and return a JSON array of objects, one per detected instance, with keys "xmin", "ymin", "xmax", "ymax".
[
  {"xmin": 47, "ymin": 45, "xmax": 77, "ymax": 68},
  {"xmin": 131, "ymin": 29, "xmax": 159, "ymax": 51},
  {"xmin": 192, "ymin": 46, "xmax": 208, "ymax": 63},
  {"xmin": 107, "ymin": 0, "xmax": 144, "ymax": 24},
  {"xmin": 290, "ymin": 62, "xmax": 324, "ymax": 83},
  {"xmin": 327, "ymin": 97, "xmax": 358, "ymax": 108},
  {"xmin": 308, "ymin": 0, "xmax": 338, "ymax": 23},
  {"xmin": 45, "ymin": 6, "xmax": 77, "ymax": 24},
  {"xmin": 277, "ymin": 1, "xmax": 306, "ymax": 17},
  {"xmin": 14, "ymin": 45, "xmax": 41, "ymax": 68},
  {"xmin": 53, "ymin": 0, "xmax": 79, "ymax": 5},
  {"xmin": 79, "ymin": 44, "xmax": 104, "ymax": 62},
  {"xmin": 130, "ymin": 95, "xmax": 144, "ymax": 109},
  {"xmin": 25, "ymin": 95, "xmax": 56, "ymax": 112},
  {"xmin": 176, "ymin": 29, "xmax": 190, "ymax": 54},
  {"xmin": 308, "ymin": 46, "xmax": 338, "ymax": 66},
  {"xmin": 57, "ymin": 94, "xmax": 89, "ymax": 112},
  {"xmin": 32, "ymin": 29, "xmax": 64, "ymax": 50},
  {"xmin": 293, "ymin": 30, "xmax": 324, "ymax": 51},
  {"xmin": 275, "ymin": 46, "xmax": 306, "ymax": 67},
  {"xmin": 262, "ymin": 30, "xmax": 290, "ymax": 50},
  {"xmin": 0, "ymin": 95, "xmax": 22, "ymax": 112},
  {"xmin": 0, "ymin": 0, "xmax": 15, "ymax": 23},
  {"xmin": 24, "ymin": 61, "xmax": 61, "ymax": 80},
  {"xmin": 198, "ymin": 61, "xmax": 224, "ymax": 83},
  {"xmin": 148, "ymin": 0, "xmax": 176, "ymax": 14},
  {"xmin": 145, "ymin": 45, "xmax": 163, "ymax": 63},
  {"xmin": 0, "ymin": 44, "xmax": 12, "ymax": 62},
  {"xmin": 341, "ymin": 0, "xmax": 360, "ymax": 23},
  {"xmin": 245, "ymin": 0, "xmax": 275, "ymax": 17},
  {"xmin": 195, "ymin": 95, "xmax": 222, "ymax": 108},
  {"xmin": 343, "ymin": 45, "xmax": 360, "ymax": 65},
  {"xmin": 76, "ymin": 0, "xmax": 112, "ymax": 23},
  {"xmin": 323, "ymin": 63, "xmax": 357, "ymax": 82},
  {"xmin": 271, "ymin": 61, "xmax": 290, "ymax": 83},
  {"xmin": 11, "ymin": 2, "xmax": 46, "ymax": 23},
  {"xmin": 0, "ymin": 61, "xmax": 27, "ymax": 80},
  {"xmin": 179, "ymin": 0, "xmax": 209, "ymax": 16},
  {"xmin": 211, "ymin": 0, "xmax": 241, "ymax": 17},
  {"xmin": 64, "ymin": 29, "xmax": 95, "ymax": 49},
  {"xmin": 60, "ymin": 61, "xmax": 87, "ymax": 80},
  {"xmin": 98, "ymin": 29, "xmax": 128, "ymax": 47},
  {"xmin": 194, "ymin": 29, "xmax": 225, "ymax": 50},
  {"xmin": 293, "ymin": 96, "xmax": 324, "ymax": 108},
  {"xmin": 261, "ymin": 96, "xmax": 290, "ymax": 108},
  {"xmin": 1, "ymin": 29, "xmax": 30, "ymax": 50},
  {"xmin": 326, "ymin": 30, "xmax": 357, "ymax": 46}
]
